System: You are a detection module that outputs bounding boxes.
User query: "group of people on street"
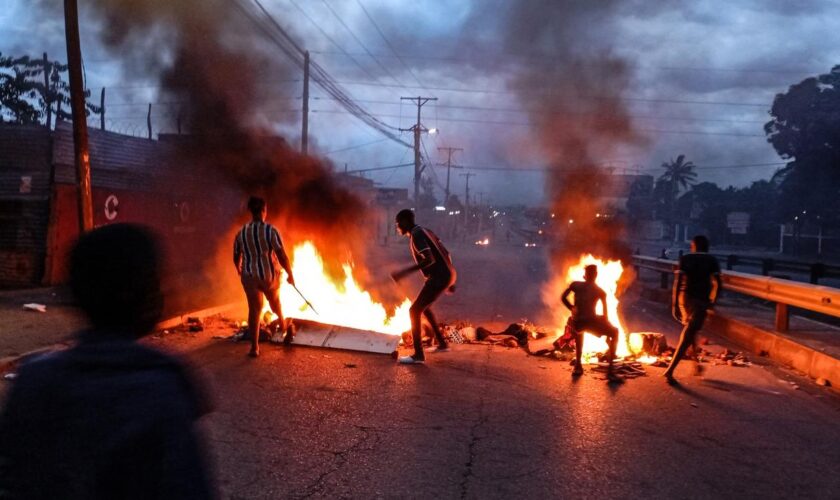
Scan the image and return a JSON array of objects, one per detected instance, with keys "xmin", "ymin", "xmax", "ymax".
[
  {"xmin": 0, "ymin": 197, "xmax": 722, "ymax": 497},
  {"xmin": 231, "ymin": 198, "xmax": 722, "ymax": 383}
]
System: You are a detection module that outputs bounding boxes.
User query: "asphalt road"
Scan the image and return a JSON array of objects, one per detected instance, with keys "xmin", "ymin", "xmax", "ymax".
[
  {"xmin": 173, "ymin": 311, "xmax": 839, "ymax": 499},
  {"xmin": 4, "ymin": 243, "xmax": 839, "ymax": 498}
]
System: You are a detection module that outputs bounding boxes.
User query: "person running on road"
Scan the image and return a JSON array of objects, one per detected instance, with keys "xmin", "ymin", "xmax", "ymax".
[
  {"xmin": 561, "ymin": 264, "xmax": 621, "ymax": 381},
  {"xmin": 391, "ymin": 209, "xmax": 457, "ymax": 365},
  {"xmin": 234, "ymin": 196, "xmax": 295, "ymax": 357},
  {"xmin": 663, "ymin": 235, "xmax": 722, "ymax": 384}
]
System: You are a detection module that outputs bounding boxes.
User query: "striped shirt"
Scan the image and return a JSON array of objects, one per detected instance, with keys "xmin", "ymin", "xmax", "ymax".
[{"xmin": 234, "ymin": 221, "xmax": 286, "ymax": 282}]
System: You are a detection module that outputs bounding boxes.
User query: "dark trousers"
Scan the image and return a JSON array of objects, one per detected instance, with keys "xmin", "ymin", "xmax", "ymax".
[
  {"xmin": 241, "ymin": 273, "xmax": 285, "ymax": 352},
  {"xmin": 410, "ymin": 275, "xmax": 453, "ymax": 359},
  {"xmin": 571, "ymin": 316, "xmax": 619, "ymax": 368},
  {"xmin": 665, "ymin": 297, "xmax": 709, "ymax": 375}
]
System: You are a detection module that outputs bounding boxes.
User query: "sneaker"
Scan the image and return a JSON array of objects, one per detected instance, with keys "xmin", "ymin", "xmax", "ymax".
[
  {"xmin": 398, "ymin": 355, "xmax": 425, "ymax": 364},
  {"xmin": 283, "ymin": 321, "xmax": 296, "ymax": 345},
  {"xmin": 429, "ymin": 345, "xmax": 450, "ymax": 353}
]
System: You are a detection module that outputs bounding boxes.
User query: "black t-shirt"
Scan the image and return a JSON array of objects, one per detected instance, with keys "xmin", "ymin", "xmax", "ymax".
[
  {"xmin": 409, "ymin": 226, "xmax": 454, "ymax": 280},
  {"xmin": 679, "ymin": 252, "xmax": 721, "ymax": 301}
]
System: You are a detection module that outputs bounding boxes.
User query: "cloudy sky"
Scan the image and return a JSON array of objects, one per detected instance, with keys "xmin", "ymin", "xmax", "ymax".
[{"xmin": 3, "ymin": 0, "xmax": 839, "ymax": 205}]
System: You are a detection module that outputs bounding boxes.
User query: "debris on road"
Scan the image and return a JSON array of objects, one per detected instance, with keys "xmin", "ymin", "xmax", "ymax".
[
  {"xmin": 815, "ymin": 377, "xmax": 831, "ymax": 387},
  {"xmin": 591, "ymin": 360, "xmax": 647, "ymax": 379},
  {"xmin": 186, "ymin": 317, "xmax": 204, "ymax": 332},
  {"xmin": 22, "ymin": 303, "xmax": 47, "ymax": 313},
  {"xmin": 709, "ymin": 348, "xmax": 751, "ymax": 367}
]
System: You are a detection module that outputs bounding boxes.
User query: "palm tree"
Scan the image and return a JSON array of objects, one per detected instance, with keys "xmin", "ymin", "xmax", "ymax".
[{"xmin": 658, "ymin": 155, "xmax": 697, "ymax": 233}]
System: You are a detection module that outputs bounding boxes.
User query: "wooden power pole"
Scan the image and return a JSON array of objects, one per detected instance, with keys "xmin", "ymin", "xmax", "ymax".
[
  {"xmin": 399, "ymin": 96, "xmax": 437, "ymax": 205},
  {"xmin": 437, "ymin": 146, "xmax": 463, "ymax": 205},
  {"xmin": 63, "ymin": 0, "xmax": 93, "ymax": 233},
  {"xmin": 301, "ymin": 50, "xmax": 310, "ymax": 155}
]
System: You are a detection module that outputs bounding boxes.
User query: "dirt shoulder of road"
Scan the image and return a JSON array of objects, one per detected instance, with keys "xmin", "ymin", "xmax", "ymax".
[{"xmin": 0, "ymin": 287, "xmax": 85, "ymax": 359}]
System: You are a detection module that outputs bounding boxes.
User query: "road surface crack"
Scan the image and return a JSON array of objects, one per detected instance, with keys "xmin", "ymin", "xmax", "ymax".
[
  {"xmin": 294, "ymin": 424, "xmax": 379, "ymax": 499},
  {"xmin": 460, "ymin": 348, "xmax": 491, "ymax": 499}
]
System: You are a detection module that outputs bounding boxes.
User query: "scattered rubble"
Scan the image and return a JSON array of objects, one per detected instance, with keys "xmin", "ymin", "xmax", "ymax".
[
  {"xmin": 815, "ymin": 377, "xmax": 831, "ymax": 387},
  {"xmin": 186, "ymin": 317, "xmax": 204, "ymax": 332},
  {"xmin": 709, "ymin": 348, "xmax": 751, "ymax": 367}
]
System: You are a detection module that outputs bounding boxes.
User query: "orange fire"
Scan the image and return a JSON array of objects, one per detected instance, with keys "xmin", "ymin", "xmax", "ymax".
[
  {"xmin": 263, "ymin": 242, "xmax": 411, "ymax": 335},
  {"xmin": 544, "ymin": 254, "xmax": 654, "ymax": 364}
]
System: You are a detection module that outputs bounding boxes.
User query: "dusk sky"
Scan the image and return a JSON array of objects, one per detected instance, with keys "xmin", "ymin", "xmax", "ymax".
[{"xmin": 3, "ymin": 0, "xmax": 840, "ymax": 205}]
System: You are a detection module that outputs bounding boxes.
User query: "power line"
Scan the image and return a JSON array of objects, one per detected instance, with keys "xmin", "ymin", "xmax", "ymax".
[
  {"xmin": 345, "ymin": 162, "xmax": 414, "ymax": 173},
  {"xmin": 103, "ymin": 95, "xmax": 767, "ymax": 124},
  {"xmin": 234, "ymin": 0, "xmax": 412, "ymax": 147},
  {"xmin": 331, "ymin": 80, "xmax": 770, "ymax": 107},
  {"xmin": 451, "ymin": 162, "xmax": 786, "ymax": 172},
  {"xmin": 320, "ymin": 0, "xmax": 407, "ymax": 89},
  {"xmin": 287, "ymin": 0, "xmax": 379, "ymax": 82},
  {"xmin": 323, "ymin": 138, "xmax": 394, "ymax": 154},
  {"xmin": 308, "ymin": 49, "xmax": 819, "ymax": 77},
  {"xmin": 309, "ymin": 109, "xmax": 767, "ymax": 137},
  {"xmin": 310, "ymin": 96, "xmax": 767, "ymax": 124},
  {"xmin": 354, "ymin": 0, "xmax": 434, "ymax": 98}
]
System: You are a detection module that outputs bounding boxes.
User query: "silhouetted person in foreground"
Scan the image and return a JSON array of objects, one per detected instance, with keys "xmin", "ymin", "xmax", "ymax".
[
  {"xmin": 391, "ymin": 209, "xmax": 457, "ymax": 364},
  {"xmin": 561, "ymin": 264, "xmax": 621, "ymax": 382},
  {"xmin": 0, "ymin": 223, "xmax": 214, "ymax": 499},
  {"xmin": 664, "ymin": 234, "xmax": 722, "ymax": 384},
  {"xmin": 234, "ymin": 196, "xmax": 295, "ymax": 357}
]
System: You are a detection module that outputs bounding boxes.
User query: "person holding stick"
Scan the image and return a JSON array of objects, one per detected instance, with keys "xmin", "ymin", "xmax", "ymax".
[{"xmin": 234, "ymin": 196, "xmax": 295, "ymax": 357}]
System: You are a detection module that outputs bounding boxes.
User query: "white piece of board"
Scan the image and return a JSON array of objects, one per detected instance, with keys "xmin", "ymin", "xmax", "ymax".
[{"xmin": 290, "ymin": 319, "xmax": 401, "ymax": 356}]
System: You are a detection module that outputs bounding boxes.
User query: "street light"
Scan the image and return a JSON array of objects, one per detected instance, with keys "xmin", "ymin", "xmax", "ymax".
[{"xmin": 428, "ymin": 128, "xmax": 438, "ymax": 135}]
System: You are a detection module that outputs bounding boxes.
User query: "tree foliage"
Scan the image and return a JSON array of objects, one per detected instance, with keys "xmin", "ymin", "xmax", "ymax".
[
  {"xmin": 765, "ymin": 65, "xmax": 840, "ymax": 223},
  {"xmin": 656, "ymin": 154, "xmax": 697, "ymax": 229},
  {"xmin": 0, "ymin": 52, "xmax": 100, "ymax": 126}
]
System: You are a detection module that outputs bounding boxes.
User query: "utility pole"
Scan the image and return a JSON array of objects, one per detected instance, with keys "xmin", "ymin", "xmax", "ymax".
[
  {"xmin": 460, "ymin": 172, "xmax": 476, "ymax": 228},
  {"xmin": 460, "ymin": 172, "xmax": 476, "ymax": 208},
  {"xmin": 42, "ymin": 53, "xmax": 52, "ymax": 130},
  {"xmin": 100, "ymin": 87, "xmax": 105, "ymax": 130},
  {"xmin": 437, "ymin": 146, "xmax": 463, "ymax": 205},
  {"xmin": 399, "ymin": 96, "xmax": 437, "ymax": 205},
  {"xmin": 301, "ymin": 50, "xmax": 310, "ymax": 155},
  {"xmin": 146, "ymin": 103, "xmax": 152, "ymax": 139},
  {"xmin": 63, "ymin": 0, "xmax": 93, "ymax": 233}
]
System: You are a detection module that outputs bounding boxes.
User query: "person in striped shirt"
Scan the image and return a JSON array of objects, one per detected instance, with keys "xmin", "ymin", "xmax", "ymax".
[
  {"xmin": 233, "ymin": 196, "xmax": 295, "ymax": 357},
  {"xmin": 391, "ymin": 209, "xmax": 457, "ymax": 364}
]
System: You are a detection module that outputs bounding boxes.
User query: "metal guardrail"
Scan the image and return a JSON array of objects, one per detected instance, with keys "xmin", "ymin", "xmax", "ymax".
[
  {"xmin": 632, "ymin": 255, "xmax": 840, "ymax": 332},
  {"xmin": 710, "ymin": 253, "xmax": 840, "ymax": 284}
]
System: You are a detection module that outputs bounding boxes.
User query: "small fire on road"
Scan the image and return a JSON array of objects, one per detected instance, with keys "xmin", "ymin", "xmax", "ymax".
[{"xmin": 548, "ymin": 254, "xmax": 660, "ymax": 365}]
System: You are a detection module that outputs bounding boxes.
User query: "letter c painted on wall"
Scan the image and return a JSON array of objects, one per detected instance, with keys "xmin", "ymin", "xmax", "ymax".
[{"xmin": 104, "ymin": 194, "xmax": 119, "ymax": 221}]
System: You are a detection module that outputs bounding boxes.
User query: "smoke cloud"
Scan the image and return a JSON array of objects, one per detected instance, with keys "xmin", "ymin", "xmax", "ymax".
[
  {"xmin": 491, "ymin": 0, "xmax": 648, "ymax": 326},
  {"xmin": 42, "ymin": 0, "xmax": 373, "ymax": 283}
]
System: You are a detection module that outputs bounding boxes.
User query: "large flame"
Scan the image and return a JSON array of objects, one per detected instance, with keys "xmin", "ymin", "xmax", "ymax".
[
  {"xmin": 545, "ymin": 254, "xmax": 652, "ymax": 363},
  {"xmin": 268, "ymin": 242, "xmax": 411, "ymax": 335}
]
